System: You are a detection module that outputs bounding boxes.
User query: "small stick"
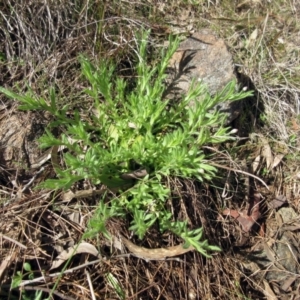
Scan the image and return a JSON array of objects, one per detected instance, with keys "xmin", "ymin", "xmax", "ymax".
[
  {"xmin": 0, "ymin": 234, "xmax": 27, "ymax": 249},
  {"xmin": 209, "ymin": 162, "xmax": 269, "ymax": 190}
]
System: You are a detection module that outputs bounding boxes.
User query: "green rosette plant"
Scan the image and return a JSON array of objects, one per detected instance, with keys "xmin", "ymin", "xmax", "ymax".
[{"xmin": 0, "ymin": 30, "xmax": 252, "ymax": 257}]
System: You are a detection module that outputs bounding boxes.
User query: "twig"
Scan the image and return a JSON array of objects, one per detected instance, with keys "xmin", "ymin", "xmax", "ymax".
[
  {"xmin": 85, "ymin": 270, "xmax": 96, "ymax": 300},
  {"xmin": 0, "ymin": 233, "xmax": 27, "ymax": 249},
  {"xmin": 209, "ymin": 161, "xmax": 269, "ymax": 190},
  {"xmin": 17, "ymin": 259, "xmax": 104, "ymax": 287},
  {"xmin": 15, "ymin": 246, "xmax": 179, "ymax": 289},
  {"xmin": 21, "ymin": 167, "xmax": 45, "ymax": 192},
  {"xmin": 21, "ymin": 286, "xmax": 76, "ymax": 300}
]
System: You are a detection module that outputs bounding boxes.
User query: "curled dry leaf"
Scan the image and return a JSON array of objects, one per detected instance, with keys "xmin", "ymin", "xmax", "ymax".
[
  {"xmin": 269, "ymin": 195, "xmax": 287, "ymax": 209},
  {"xmin": 50, "ymin": 242, "xmax": 99, "ymax": 270},
  {"xmin": 121, "ymin": 235, "xmax": 194, "ymax": 261},
  {"xmin": 222, "ymin": 193, "xmax": 262, "ymax": 232},
  {"xmin": 222, "ymin": 209, "xmax": 260, "ymax": 232}
]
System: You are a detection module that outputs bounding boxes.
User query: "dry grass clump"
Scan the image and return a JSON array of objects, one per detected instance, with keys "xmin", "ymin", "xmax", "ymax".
[
  {"xmin": 212, "ymin": 1, "xmax": 300, "ymax": 141},
  {"xmin": 0, "ymin": 0, "xmax": 161, "ymax": 99},
  {"xmin": 1, "ymin": 0, "xmax": 300, "ymax": 299}
]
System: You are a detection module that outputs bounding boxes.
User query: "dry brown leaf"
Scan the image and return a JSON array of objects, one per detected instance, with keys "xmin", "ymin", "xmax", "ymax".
[
  {"xmin": 260, "ymin": 137, "xmax": 273, "ymax": 170},
  {"xmin": 0, "ymin": 254, "xmax": 14, "ymax": 279},
  {"xmin": 121, "ymin": 236, "xmax": 194, "ymax": 261},
  {"xmin": 271, "ymin": 154, "xmax": 284, "ymax": 169},
  {"xmin": 246, "ymin": 28, "xmax": 259, "ymax": 48},
  {"xmin": 223, "ymin": 193, "xmax": 261, "ymax": 232},
  {"xmin": 290, "ymin": 118, "xmax": 300, "ymax": 131},
  {"xmin": 62, "ymin": 190, "xmax": 75, "ymax": 202},
  {"xmin": 223, "ymin": 209, "xmax": 259, "ymax": 232},
  {"xmin": 263, "ymin": 280, "xmax": 278, "ymax": 300},
  {"xmin": 281, "ymin": 276, "xmax": 296, "ymax": 291},
  {"xmin": 252, "ymin": 154, "xmax": 261, "ymax": 173},
  {"xmin": 269, "ymin": 195, "xmax": 287, "ymax": 209},
  {"xmin": 50, "ymin": 242, "xmax": 99, "ymax": 270}
]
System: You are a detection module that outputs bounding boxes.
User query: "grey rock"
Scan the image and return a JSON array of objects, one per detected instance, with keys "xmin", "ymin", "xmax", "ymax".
[
  {"xmin": 166, "ymin": 30, "xmax": 241, "ymax": 123},
  {"xmin": 246, "ymin": 206, "xmax": 300, "ymax": 293},
  {"xmin": 278, "ymin": 206, "xmax": 298, "ymax": 223}
]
